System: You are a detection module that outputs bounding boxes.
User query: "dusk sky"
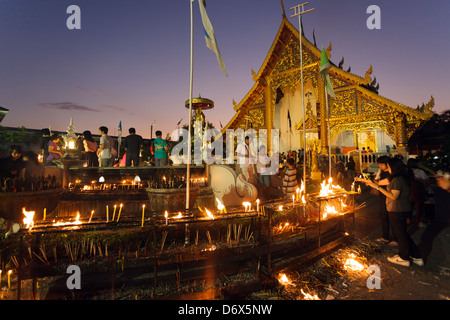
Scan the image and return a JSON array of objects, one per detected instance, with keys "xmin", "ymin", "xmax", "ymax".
[{"xmin": 0, "ymin": 0, "xmax": 449, "ymax": 139}]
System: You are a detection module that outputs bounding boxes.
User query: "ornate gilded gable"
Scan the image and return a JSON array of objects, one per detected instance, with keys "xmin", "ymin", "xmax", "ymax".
[
  {"xmin": 360, "ymin": 97, "xmax": 391, "ymax": 115},
  {"xmin": 330, "ymin": 89, "xmax": 357, "ymax": 118}
]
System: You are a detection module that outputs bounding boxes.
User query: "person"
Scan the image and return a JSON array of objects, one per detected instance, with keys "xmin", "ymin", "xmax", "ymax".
[
  {"xmin": 283, "ymin": 157, "xmax": 298, "ymax": 198},
  {"xmin": 357, "ymin": 157, "xmax": 423, "ymax": 267},
  {"xmin": 319, "ymin": 156, "xmax": 329, "ymax": 180},
  {"xmin": 39, "ymin": 128, "xmax": 51, "ymax": 165},
  {"xmin": 256, "ymin": 145, "xmax": 271, "ymax": 197},
  {"xmin": 97, "ymin": 126, "xmax": 113, "ymax": 167},
  {"xmin": 0, "ymin": 145, "xmax": 26, "ymax": 183},
  {"xmin": 336, "ymin": 159, "xmax": 345, "ymax": 183},
  {"xmin": 373, "ymin": 155, "xmax": 394, "ymax": 244},
  {"xmin": 236, "ymin": 136, "xmax": 253, "ymax": 182},
  {"xmin": 368, "ymin": 147, "xmax": 374, "ymax": 153},
  {"xmin": 123, "ymin": 127, "xmax": 143, "ymax": 167},
  {"xmin": 47, "ymin": 134, "xmax": 63, "ymax": 168},
  {"xmin": 152, "ymin": 130, "xmax": 168, "ymax": 167},
  {"xmin": 82, "ymin": 130, "xmax": 99, "ymax": 167},
  {"xmin": 407, "ymin": 158, "xmax": 429, "ymax": 227},
  {"xmin": 361, "ymin": 147, "xmax": 367, "ymax": 153},
  {"xmin": 346, "ymin": 157, "xmax": 356, "ymax": 180}
]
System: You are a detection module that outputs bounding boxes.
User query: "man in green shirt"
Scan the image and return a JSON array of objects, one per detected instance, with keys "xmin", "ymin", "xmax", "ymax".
[{"xmin": 152, "ymin": 130, "xmax": 168, "ymax": 167}]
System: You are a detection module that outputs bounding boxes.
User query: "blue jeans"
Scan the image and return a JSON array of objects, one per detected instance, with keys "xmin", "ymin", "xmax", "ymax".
[{"xmin": 155, "ymin": 158, "xmax": 167, "ymax": 167}]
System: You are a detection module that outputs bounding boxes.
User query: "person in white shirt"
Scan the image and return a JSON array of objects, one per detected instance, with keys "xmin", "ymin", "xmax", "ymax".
[{"xmin": 97, "ymin": 126, "xmax": 113, "ymax": 167}]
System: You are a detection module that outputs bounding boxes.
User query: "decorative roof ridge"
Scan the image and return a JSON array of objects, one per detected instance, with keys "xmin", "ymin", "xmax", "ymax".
[{"xmin": 357, "ymin": 85, "xmax": 434, "ymax": 120}]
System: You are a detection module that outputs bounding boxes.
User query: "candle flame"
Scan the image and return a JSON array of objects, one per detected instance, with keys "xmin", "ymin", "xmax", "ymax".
[
  {"xmin": 242, "ymin": 201, "xmax": 251, "ymax": 212},
  {"xmin": 278, "ymin": 273, "xmax": 296, "ymax": 287},
  {"xmin": 53, "ymin": 211, "xmax": 82, "ymax": 226},
  {"xmin": 323, "ymin": 204, "xmax": 341, "ymax": 220},
  {"xmin": 300, "ymin": 289, "xmax": 320, "ymax": 300},
  {"xmin": 22, "ymin": 207, "xmax": 35, "ymax": 229},
  {"xmin": 205, "ymin": 208, "xmax": 214, "ymax": 220},
  {"xmin": 216, "ymin": 198, "xmax": 225, "ymax": 211},
  {"xmin": 174, "ymin": 212, "xmax": 182, "ymax": 219},
  {"xmin": 344, "ymin": 253, "xmax": 365, "ymax": 272}
]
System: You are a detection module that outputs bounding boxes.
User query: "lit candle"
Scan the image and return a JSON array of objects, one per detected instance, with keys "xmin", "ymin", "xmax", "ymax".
[
  {"xmin": 256, "ymin": 199, "xmax": 260, "ymax": 213},
  {"xmin": 165, "ymin": 211, "xmax": 168, "ymax": 225},
  {"xmin": 117, "ymin": 203, "xmax": 123, "ymax": 222},
  {"xmin": 112, "ymin": 205, "xmax": 117, "ymax": 222},
  {"xmin": 296, "ymin": 188, "xmax": 300, "ymax": 201},
  {"xmin": 106, "ymin": 205, "xmax": 109, "ymax": 223},
  {"xmin": 292, "ymin": 195, "xmax": 295, "ymax": 207},
  {"xmin": 89, "ymin": 210, "xmax": 94, "ymax": 223},
  {"xmin": 0, "ymin": 270, "xmax": 2, "ymax": 288},
  {"xmin": 8, "ymin": 270, "xmax": 12, "ymax": 289},
  {"xmin": 43, "ymin": 208, "xmax": 46, "ymax": 221},
  {"xmin": 141, "ymin": 205, "xmax": 145, "ymax": 227}
]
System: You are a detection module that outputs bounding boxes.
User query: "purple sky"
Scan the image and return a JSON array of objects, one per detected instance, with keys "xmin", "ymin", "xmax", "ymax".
[{"xmin": 0, "ymin": 0, "xmax": 449, "ymax": 138}]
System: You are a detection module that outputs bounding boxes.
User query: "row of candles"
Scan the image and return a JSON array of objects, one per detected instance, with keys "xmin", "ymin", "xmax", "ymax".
[
  {"xmin": 69, "ymin": 179, "xmax": 145, "ymax": 191},
  {"xmin": 148, "ymin": 176, "xmax": 207, "ymax": 189},
  {"xmin": 68, "ymin": 175, "xmax": 208, "ymax": 191}
]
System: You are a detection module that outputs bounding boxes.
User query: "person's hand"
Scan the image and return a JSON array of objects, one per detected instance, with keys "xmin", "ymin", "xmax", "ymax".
[{"xmin": 354, "ymin": 177, "xmax": 367, "ymax": 184}]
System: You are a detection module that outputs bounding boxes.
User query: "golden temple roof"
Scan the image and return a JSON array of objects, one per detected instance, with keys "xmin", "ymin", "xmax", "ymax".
[{"xmin": 223, "ymin": 16, "xmax": 434, "ymax": 133}]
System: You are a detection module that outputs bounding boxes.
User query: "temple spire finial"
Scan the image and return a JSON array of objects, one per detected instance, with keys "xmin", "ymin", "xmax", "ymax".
[{"xmin": 281, "ymin": 0, "xmax": 286, "ymax": 18}]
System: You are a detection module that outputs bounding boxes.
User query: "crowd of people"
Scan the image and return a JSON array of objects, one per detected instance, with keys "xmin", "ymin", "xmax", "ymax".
[{"xmin": 39, "ymin": 126, "xmax": 170, "ymax": 168}]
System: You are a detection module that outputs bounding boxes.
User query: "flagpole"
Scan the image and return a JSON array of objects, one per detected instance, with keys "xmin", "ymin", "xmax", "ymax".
[
  {"xmin": 290, "ymin": 2, "xmax": 314, "ymax": 194},
  {"xmin": 185, "ymin": 0, "xmax": 195, "ymax": 245},
  {"xmin": 326, "ymin": 90, "xmax": 332, "ymax": 179}
]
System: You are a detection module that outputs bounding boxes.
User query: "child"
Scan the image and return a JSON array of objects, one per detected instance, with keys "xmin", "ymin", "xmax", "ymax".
[{"xmin": 283, "ymin": 157, "xmax": 298, "ymax": 197}]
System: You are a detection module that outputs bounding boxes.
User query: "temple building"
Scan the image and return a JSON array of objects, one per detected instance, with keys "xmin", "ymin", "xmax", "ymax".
[{"xmin": 222, "ymin": 12, "xmax": 434, "ymax": 159}]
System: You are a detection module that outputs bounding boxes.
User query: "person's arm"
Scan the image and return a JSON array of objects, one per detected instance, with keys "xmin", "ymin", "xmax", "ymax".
[
  {"xmin": 49, "ymin": 144, "xmax": 62, "ymax": 156},
  {"xmin": 97, "ymin": 136, "xmax": 105, "ymax": 155},
  {"xmin": 356, "ymin": 177, "xmax": 399, "ymax": 200}
]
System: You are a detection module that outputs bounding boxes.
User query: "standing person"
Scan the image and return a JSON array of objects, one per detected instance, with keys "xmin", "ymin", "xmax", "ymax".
[
  {"xmin": 407, "ymin": 158, "xmax": 429, "ymax": 227},
  {"xmin": 39, "ymin": 128, "xmax": 51, "ymax": 165},
  {"xmin": 97, "ymin": 126, "xmax": 113, "ymax": 167},
  {"xmin": 283, "ymin": 157, "xmax": 298, "ymax": 198},
  {"xmin": 123, "ymin": 127, "xmax": 143, "ymax": 167},
  {"xmin": 335, "ymin": 159, "xmax": 345, "ymax": 184},
  {"xmin": 357, "ymin": 157, "xmax": 423, "ymax": 267},
  {"xmin": 47, "ymin": 134, "xmax": 63, "ymax": 168},
  {"xmin": 82, "ymin": 131, "xmax": 99, "ymax": 167},
  {"xmin": 152, "ymin": 130, "xmax": 168, "ymax": 167},
  {"xmin": 346, "ymin": 157, "xmax": 356, "ymax": 180},
  {"xmin": 373, "ymin": 155, "xmax": 394, "ymax": 244}
]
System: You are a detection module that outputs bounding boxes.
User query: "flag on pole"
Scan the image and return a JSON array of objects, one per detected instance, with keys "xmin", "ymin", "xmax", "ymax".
[
  {"xmin": 117, "ymin": 120, "xmax": 122, "ymax": 156},
  {"xmin": 198, "ymin": 0, "xmax": 228, "ymax": 76},
  {"xmin": 287, "ymin": 109, "xmax": 292, "ymax": 133},
  {"xmin": 319, "ymin": 46, "xmax": 336, "ymax": 99}
]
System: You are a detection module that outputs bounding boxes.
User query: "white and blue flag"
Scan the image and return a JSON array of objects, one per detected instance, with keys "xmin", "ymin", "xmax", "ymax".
[{"xmin": 198, "ymin": 0, "xmax": 227, "ymax": 76}]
